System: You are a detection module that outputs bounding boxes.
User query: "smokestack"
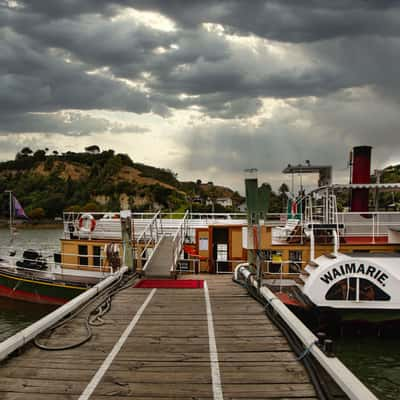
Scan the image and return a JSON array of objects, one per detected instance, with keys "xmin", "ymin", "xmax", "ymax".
[{"xmin": 350, "ymin": 146, "xmax": 372, "ymax": 212}]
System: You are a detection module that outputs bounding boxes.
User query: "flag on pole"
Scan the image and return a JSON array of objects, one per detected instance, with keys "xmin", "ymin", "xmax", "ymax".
[{"xmin": 13, "ymin": 195, "xmax": 28, "ymax": 219}]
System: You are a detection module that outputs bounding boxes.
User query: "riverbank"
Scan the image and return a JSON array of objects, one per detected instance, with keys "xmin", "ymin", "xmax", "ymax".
[{"xmin": 0, "ymin": 221, "xmax": 63, "ymax": 229}]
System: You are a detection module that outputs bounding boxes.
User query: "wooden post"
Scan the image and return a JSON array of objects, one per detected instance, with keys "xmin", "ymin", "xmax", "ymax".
[{"xmin": 120, "ymin": 210, "xmax": 134, "ymax": 272}]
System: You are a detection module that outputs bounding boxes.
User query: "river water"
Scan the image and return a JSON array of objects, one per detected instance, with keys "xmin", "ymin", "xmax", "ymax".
[
  {"xmin": 0, "ymin": 227, "xmax": 399, "ymax": 399},
  {"xmin": 0, "ymin": 227, "xmax": 60, "ymax": 341}
]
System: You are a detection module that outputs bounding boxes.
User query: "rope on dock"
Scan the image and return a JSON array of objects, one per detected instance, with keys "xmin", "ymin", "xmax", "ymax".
[{"xmin": 34, "ymin": 272, "xmax": 138, "ymax": 351}]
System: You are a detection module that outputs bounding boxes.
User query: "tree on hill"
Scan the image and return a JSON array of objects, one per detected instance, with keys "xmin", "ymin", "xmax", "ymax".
[
  {"xmin": 33, "ymin": 149, "xmax": 46, "ymax": 161},
  {"xmin": 15, "ymin": 147, "xmax": 33, "ymax": 161},
  {"xmin": 21, "ymin": 147, "xmax": 33, "ymax": 156},
  {"xmin": 85, "ymin": 145, "xmax": 100, "ymax": 154}
]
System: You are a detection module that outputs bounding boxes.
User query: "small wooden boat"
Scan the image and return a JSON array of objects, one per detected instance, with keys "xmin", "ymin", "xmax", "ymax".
[{"xmin": 0, "ymin": 211, "xmax": 131, "ymax": 305}]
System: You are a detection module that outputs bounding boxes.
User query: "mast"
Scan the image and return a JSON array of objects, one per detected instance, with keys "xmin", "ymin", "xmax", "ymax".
[{"xmin": 5, "ymin": 190, "xmax": 14, "ymax": 244}]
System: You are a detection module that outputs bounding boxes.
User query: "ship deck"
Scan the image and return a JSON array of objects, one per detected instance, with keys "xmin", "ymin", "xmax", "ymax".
[{"xmin": 0, "ymin": 275, "xmax": 325, "ymax": 399}]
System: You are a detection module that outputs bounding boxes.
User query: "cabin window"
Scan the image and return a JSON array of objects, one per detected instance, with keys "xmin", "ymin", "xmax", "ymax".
[
  {"xmin": 93, "ymin": 246, "xmax": 101, "ymax": 267},
  {"xmin": 359, "ymin": 279, "xmax": 390, "ymax": 301},
  {"xmin": 326, "ymin": 278, "xmax": 390, "ymax": 301},
  {"xmin": 78, "ymin": 245, "xmax": 88, "ymax": 266},
  {"xmin": 326, "ymin": 278, "xmax": 357, "ymax": 301},
  {"xmin": 289, "ymin": 251, "xmax": 302, "ymax": 273}
]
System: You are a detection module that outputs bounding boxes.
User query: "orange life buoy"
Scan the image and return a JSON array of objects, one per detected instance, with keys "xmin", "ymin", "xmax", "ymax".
[{"xmin": 78, "ymin": 214, "xmax": 96, "ymax": 233}]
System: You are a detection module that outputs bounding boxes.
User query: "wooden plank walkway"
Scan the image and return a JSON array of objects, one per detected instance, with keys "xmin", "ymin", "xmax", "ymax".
[{"xmin": 0, "ymin": 275, "xmax": 317, "ymax": 399}]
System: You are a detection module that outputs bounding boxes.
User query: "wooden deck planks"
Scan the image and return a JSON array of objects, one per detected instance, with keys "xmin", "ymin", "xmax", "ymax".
[{"xmin": 0, "ymin": 275, "xmax": 318, "ymax": 399}]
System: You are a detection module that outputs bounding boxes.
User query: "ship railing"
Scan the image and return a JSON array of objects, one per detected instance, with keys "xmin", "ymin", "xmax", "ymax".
[
  {"xmin": 261, "ymin": 259, "xmax": 306, "ymax": 273},
  {"xmin": 175, "ymin": 258, "xmax": 200, "ymax": 274},
  {"xmin": 263, "ymin": 213, "xmax": 291, "ymax": 225},
  {"xmin": 215, "ymin": 259, "xmax": 247, "ymax": 274},
  {"xmin": 171, "ymin": 210, "xmax": 189, "ymax": 273},
  {"xmin": 62, "ymin": 211, "xmax": 247, "ymax": 242},
  {"xmin": 337, "ymin": 211, "xmax": 400, "ymax": 241},
  {"xmin": 0, "ymin": 249, "xmax": 122, "ymax": 276},
  {"xmin": 136, "ymin": 211, "xmax": 164, "ymax": 270},
  {"xmin": 62, "ymin": 212, "xmax": 126, "ymax": 240},
  {"xmin": 0, "ymin": 258, "xmax": 111, "ymax": 280},
  {"xmin": 271, "ymin": 214, "xmax": 305, "ymax": 245}
]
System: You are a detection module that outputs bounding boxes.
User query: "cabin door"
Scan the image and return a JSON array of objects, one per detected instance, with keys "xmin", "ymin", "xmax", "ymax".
[{"xmin": 212, "ymin": 227, "xmax": 229, "ymax": 273}]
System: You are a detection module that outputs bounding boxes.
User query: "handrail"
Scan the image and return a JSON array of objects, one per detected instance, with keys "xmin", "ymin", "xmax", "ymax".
[
  {"xmin": 0, "ymin": 266, "xmax": 129, "ymax": 362},
  {"xmin": 235, "ymin": 265, "xmax": 378, "ymax": 400},
  {"xmin": 137, "ymin": 211, "xmax": 163, "ymax": 263},
  {"xmin": 171, "ymin": 210, "xmax": 189, "ymax": 272},
  {"xmin": 136, "ymin": 211, "xmax": 162, "ymax": 243}
]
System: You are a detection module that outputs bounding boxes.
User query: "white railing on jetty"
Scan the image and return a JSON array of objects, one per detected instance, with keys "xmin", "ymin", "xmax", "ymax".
[
  {"xmin": 0, "ymin": 266, "xmax": 129, "ymax": 363},
  {"xmin": 235, "ymin": 265, "xmax": 378, "ymax": 400}
]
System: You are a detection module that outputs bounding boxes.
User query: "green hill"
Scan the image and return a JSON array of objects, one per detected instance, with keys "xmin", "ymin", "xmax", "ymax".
[{"xmin": 0, "ymin": 147, "xmax": 243, "ymax": 219}]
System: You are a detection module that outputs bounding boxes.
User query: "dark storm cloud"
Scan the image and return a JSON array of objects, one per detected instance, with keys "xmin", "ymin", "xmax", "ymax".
[
  {"xmin": 17, "ymin": 1, "xmax": 400, "ymax": 43},
  {"xmin": 129, "ymin": 0, "xmax": 400, "ymax": 42},
  {"xmin": 0, "ymin": 111, "xmax": 148, "ymax": 136},
  {"xmin": 179, "ymin": 88, "xmax": 400, "ymax": 190},
  {"xmin": 4, "ymin": 1, "xmax": 400, "ymax": 117},
  {"xmin": 0, "ymin": 29, "xmax": 152, "ymax": 115},
  {"xmin": 1, "ymin": 0, "xmax": 400, "ymax": 173},
  {"xmin": 0, "ymin": 112, "xmax": 109, "ymax": 135}
]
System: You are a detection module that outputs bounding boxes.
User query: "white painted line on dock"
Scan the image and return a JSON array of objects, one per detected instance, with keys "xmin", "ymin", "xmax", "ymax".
[
  {"xmin": 78, "ymin": 288, "xmax": 157, "ymax": 400},
  {"xmin": 204, "ymin": 280, "xmax": 224, "ymax": 400}
]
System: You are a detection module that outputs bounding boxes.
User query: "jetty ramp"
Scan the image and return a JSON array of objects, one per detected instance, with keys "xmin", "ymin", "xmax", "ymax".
[{"xmin": 0, "ymin": 275, "xmax": 321, "ymax": 399}]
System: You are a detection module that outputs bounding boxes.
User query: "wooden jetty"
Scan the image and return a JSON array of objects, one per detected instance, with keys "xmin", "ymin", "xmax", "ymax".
[{"xmin": 0, "ymin": 275, "xmax": 323, "ymax": 400}]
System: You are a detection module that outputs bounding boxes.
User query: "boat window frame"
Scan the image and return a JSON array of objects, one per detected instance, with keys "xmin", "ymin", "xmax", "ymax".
[
  {"xmin": 92, "ymin": 245, "xmax": 102, "ymax": 267},
  {"xmin": 78, "ymin": 244, "xmax": 89, "ymax": 267},
  {"xmin": 325, "ymin": 277, "xmax": 391, "ymax": 302}
]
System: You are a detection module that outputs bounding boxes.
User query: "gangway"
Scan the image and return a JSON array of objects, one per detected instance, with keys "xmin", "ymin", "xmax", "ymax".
[{"xmin": 141, "ymin": 211, "xmax": 189, "ymax": 278}]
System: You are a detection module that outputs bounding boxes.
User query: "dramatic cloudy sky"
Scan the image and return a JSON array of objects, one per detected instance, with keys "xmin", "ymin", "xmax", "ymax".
[{"xmin": 2, "ymin": 1, "xmax": 400, "ymax": 192}]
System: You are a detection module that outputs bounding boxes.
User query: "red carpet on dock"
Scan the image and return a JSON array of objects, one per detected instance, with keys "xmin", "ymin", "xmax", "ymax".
[{"xmin": 135, "ymin": 279, "xmax": 204, "ymax": 289}]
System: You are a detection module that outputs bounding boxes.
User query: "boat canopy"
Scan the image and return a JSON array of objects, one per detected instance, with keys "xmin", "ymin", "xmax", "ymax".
[{"xmin": 308, "ymin": 183, "xmax": 400, "ymax": 196}]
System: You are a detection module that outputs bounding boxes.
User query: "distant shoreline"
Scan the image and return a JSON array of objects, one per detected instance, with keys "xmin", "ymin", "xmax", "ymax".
[{"xmin": 0, "ymin": 222, "xmax": 63, "ymax": 229}]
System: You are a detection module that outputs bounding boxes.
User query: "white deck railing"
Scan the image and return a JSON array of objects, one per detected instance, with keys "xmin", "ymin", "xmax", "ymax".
[{"xmin": 62, "ymin": 211, "xmax": 247, "ymax": 243}]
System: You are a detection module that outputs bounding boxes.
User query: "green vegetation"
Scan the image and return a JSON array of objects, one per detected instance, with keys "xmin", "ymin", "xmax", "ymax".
[
  {"xmin": 3, "ymin": 146, "xmax": 399, "ymax": 220},
  {"xmin": 0, "ymin": 147, "xmax": 244, "ymax": 219}
]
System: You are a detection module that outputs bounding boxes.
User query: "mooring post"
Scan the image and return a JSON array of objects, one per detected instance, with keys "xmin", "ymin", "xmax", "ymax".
[{"xmin": 120, "ymin": 209, "xmax": 135, "ymax": 272}]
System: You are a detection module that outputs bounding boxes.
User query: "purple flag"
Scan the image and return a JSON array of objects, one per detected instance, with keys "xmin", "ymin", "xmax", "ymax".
[{"xmin": 13, "ymin": 196, "xmax": 28, "ymax": 219}]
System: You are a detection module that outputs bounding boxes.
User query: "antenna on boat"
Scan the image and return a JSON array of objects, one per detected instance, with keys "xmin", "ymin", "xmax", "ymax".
[{"xmin": 4, "ymin": 190, "xmax": 15, "ymax": 245}]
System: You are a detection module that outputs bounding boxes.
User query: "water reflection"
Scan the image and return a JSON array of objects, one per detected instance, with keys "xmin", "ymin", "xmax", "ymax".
[
  {"xmin": 0, "ymin": 297, "xmax": 55, "ymax": 341},
  {"xmin": 337, "ymin": 337, "xmax": 400, "ymax": 400}
]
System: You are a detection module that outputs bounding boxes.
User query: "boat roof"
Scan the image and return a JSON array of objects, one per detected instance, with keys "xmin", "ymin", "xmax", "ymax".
[
  {"xmin": 346, "ymin": 252, "xmax": 400, "ymax": 258},
  {"xmin": 308, "ymin": 183, "xmax": 400, "ymax": 195}
]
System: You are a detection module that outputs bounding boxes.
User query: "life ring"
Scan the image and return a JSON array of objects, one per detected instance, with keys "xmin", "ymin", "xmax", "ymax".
[{"xmin": 78, "ymin": 214, "xmax": 96, "ymax": 233}]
